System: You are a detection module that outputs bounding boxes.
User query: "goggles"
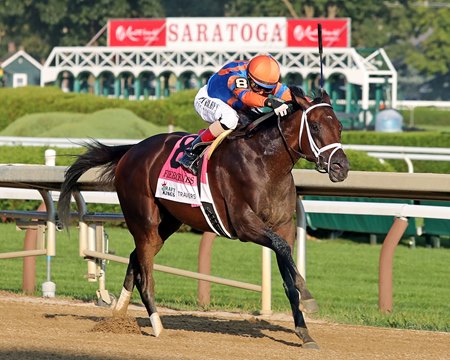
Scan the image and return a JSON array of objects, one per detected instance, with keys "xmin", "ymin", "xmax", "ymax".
[{"xmin": 249, "ymin": 77, "xmax": 276, "ymax": 94}]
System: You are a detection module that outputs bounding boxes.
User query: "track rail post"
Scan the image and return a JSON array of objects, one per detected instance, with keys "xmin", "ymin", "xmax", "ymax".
[{"xmin": 379, "ymin": 216, "xmax": 409, "ymax": 313}]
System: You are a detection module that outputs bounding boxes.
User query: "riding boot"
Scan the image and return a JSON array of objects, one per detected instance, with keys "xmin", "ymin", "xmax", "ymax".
[{"xmin": 177, "ymin": 131, "xmax": 213, "ymax": 175}]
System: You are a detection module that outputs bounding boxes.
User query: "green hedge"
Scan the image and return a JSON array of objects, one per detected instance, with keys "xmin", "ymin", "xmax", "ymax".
[
  {"xmin": 399, "ymin": 107, "xmax": 450, "ymax": 128},
  {"xmin": 343, "ymin": 130, "xmax": 450, "ymax": 148},
  {"xmin": 0, "ymin": 86, "xmax": 203, "ymax": 133},
  {"xmin": 0, "ymin": 87, "xmax": 448, "ymax": 175},
  {"xmin": 343, "ymin": 131, "xmax": 450, "ymax": 173},
  {"xmin": 0, "ymin": 146, "xmax": 82, "ymax": 165},
  {"xmin": 2, "ymin": 86, "xmax": 449, "ymax": 134}
]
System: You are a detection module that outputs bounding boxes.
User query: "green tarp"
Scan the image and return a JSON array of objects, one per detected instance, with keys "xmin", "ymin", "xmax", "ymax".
[
  {"xmin": 305, "ymin": 196, "xmax": 417, "ymax": 237},
  {"xmin": 420, "ymin": 201, "xmax": 450, "ymax": 236}
]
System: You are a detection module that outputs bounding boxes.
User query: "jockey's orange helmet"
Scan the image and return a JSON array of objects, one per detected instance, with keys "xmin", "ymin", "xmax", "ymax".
[{"xmin": 247, "ymin": 55, "xmax": 280, "ymax": 90}]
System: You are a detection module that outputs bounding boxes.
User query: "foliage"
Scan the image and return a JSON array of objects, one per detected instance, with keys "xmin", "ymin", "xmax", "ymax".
[
  {"xmin": 0, "ymin": 0, "xmax": 164, "ymax": 59},
  {"xmin": 224, "ymin": 1, "xmax": 450, "ymax": 99},
  {"xmin": 342, "ymin": 131, "xmax": 450, "ymax": 174},
  {"xmin": 0, "ymin": 87, "xmax": 448, "ymax": 175},
  {"xmin": 399, "ymin": 107, "xmax": 450, "ymax": 128},
  {"xmin": 1, "ymin": 1, "xmax": 449, "ymax": 99},
  {"xmin": 1, "ymin": 86, "xmax": 449, "ymax": 134},
  {"xmin": 403, "ymin": 5, "xmax": 450, "ymax": 76},
  {"xmin": 0, "ymin": 145, "xmax": 81, "ymax": 166},
  {"xmin": 0, "ymin": 87, "xmax": 202, "ymax": 133},
  {"xmin": 343, "ymin": 130, "xmax": 450, "ymax": 148},
  {"xmin": 0, "ymin": 109, "xmax": 185, "ymax": 138}
]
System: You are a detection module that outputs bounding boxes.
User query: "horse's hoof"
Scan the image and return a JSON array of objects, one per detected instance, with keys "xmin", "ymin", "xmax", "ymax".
[
  {"xmin": 150, "ymin": 313, "xmax": 163, "ymax": 337},
  {"xmin": 303, "ymin": 341, "xmax": 320, "ymax": 350},
  {"xmin": 300, "ymin": 298, "xmax": 319, "ymax": 313},
  {"xmin": 295, "ymin": 327, "xmax": 318, "ymax": 349}
]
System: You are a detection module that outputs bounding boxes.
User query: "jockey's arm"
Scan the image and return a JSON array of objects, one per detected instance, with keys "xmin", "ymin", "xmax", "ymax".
[
  {"xmin": 228, "ymin": 76, "xmax": 293, "ymax": 108},
  {"xmin": 273, "ymin": 83, "xmax": 293, "ymax": 102},
  {"xmin": 228, "ymin": 76, "xmax": 266, "ymax": 107}
]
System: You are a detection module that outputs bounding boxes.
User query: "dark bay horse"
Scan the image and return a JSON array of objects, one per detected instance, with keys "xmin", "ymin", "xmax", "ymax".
[{"xmin": 58, "ymin": 88, "xmax": 349, "ymax": 349}]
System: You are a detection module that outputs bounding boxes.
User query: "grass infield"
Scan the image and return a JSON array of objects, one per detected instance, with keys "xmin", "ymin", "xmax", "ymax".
[{"xmin": 0, "ymin": 223, "xmax": 449, "ymax": 332}]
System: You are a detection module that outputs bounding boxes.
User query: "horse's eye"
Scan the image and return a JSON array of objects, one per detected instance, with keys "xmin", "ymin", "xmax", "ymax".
[{"xmin": 310, "ymin": 122, "xmax": 320, "ymax": 133}]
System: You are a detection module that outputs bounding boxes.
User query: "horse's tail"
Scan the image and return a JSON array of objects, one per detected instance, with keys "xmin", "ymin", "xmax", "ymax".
[{"xmin": 58, "ymin": 140, "xmax": 133, "ymax": 228}]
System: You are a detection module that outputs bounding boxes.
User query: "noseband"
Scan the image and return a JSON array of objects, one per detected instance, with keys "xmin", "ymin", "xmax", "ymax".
[{"xmin": 297, "ymin": 103, "xmax": 342, "ymax": 173}]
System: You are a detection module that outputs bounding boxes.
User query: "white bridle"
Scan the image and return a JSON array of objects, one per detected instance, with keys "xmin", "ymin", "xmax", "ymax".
[{"xmin": 298, "ymin": 103, "xmax": 343, "ymax": 173}]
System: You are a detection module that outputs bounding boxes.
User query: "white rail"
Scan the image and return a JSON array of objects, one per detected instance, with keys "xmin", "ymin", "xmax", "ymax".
[
  {"xmin": 2, "ymin": 136, "xmax": 449, "ymax": 174},
  {"xmin": 344, "ymin": 144, "xmax": 450, "ymax": 173},
  {"xmin": 1, "ymin": 165, "xmax": 449, "ymax": 314}
]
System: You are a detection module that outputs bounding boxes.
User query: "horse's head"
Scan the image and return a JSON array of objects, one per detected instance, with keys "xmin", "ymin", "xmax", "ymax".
[{"xmin": 291, "ymin": 88, "xmax": 349, "ymax": 182}]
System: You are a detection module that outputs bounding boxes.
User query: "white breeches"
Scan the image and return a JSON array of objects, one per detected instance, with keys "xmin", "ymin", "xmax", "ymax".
[{"xmin": 194, "ymin": 85, "xmax": 239, "ymax": 130}]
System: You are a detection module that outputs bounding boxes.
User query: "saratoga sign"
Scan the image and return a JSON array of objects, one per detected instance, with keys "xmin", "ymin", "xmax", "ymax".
[{"xmin": 107, "ymin": 18, "xmax": 350, "ymax": 49}]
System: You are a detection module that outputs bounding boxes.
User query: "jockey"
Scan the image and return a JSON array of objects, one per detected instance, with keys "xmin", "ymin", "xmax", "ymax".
[{"xmin": 178, "ymin": 54, "xmax": 292, "ymax": 174}]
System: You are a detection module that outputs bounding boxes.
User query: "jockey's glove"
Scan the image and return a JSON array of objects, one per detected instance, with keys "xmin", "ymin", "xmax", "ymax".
[{"xmin": 264, "ymin": 98, "xmax": 289, "ymax": 117}]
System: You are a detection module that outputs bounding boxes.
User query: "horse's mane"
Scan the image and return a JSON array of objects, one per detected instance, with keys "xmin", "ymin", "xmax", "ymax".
[{"xmin": 234, "ymin": 85, "xmax": 307, "ymax": 133}]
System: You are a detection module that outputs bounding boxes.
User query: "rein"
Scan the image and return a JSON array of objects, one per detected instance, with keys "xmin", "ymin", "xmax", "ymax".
[{"xmin": 232, "ymin": 102, "xmax": 343, "ymax": 174}]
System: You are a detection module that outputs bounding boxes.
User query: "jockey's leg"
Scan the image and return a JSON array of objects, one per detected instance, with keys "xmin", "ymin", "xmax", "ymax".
[
  {"xmin": 177, "ymin": 121, "xmax": 225, "ymax": 174},
  {"xmin": 178, "ymin": 86, "xmax": 239, "ymax": 174}
]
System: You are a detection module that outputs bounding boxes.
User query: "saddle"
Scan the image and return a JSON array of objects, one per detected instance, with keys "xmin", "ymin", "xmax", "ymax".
[{"xmin": 155, "ymin": 134, "xmax": 233, "ymax": 238}]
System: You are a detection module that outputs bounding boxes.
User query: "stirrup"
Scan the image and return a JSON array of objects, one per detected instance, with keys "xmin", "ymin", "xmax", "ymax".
[{"xmin": 178, "ymin": 152, "xmax": 199, "ymax": 175}]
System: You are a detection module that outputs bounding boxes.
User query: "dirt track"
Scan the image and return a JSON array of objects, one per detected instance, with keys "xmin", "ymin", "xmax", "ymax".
[{"xmin": 1, "ymin": 292, "xmax": 449, "ymax": 360}]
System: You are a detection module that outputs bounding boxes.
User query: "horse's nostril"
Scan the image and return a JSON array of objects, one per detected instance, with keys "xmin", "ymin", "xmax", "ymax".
[{"xmin": 331, "ymin": 163, "xmax": 342, "ymax": 172}]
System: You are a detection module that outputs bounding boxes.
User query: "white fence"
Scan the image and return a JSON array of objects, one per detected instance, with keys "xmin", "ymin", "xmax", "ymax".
[
  {"xmin": 1, "ymin": 162, "xmax": 449, "ymax": 313},
  {"xmin": 2, "ymin": 136, "xmax": 449, "ymax": 174},
  {"xmin": 343, "ymin": 144, "xmax": 450, "ymax": 173}
]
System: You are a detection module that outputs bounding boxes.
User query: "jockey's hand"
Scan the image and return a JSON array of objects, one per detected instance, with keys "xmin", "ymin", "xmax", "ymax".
[{"xmin": 264, "ymin": 98, "xmax": 289, "ymax": 117}]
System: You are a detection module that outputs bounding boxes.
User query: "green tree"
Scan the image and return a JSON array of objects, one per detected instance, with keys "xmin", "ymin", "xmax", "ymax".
[
  {"xmin": 405, "ymin": 5, "xmax": 450, "ymax": 76},
  {"xmin": 161, "ymin": 0, "xmax": 230, "ymax": 16},
  {"xmin": 0, "ymin": 0, "xmax": 164, "ymax": 61}
]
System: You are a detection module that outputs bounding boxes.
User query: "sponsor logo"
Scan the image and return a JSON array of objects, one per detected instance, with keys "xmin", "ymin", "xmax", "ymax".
[
  {"xmin": 177, "ymin": 191, "xmax": 197, "ymax": 200},
  {"xmin": 198, "ymin": 97, "xmax": 219, "ymax": 112},
  {"xmin": 115, "ymin": 25, "xmax": 163, "ymax": 45},
  {"xmin": 162, "ymin": 169, "xmax": 195, "ymax": 185},
  {"xmin": 108, "ymin": 19, "xmax": 166, "ymax": 46},
  {"xmin": 160, "ymin": 181, "xmax": 176, "ymax": 197},
  {"xmin": 287, "ymin": 19, "xmax": 350, "ymax": 47},
  {"xmin": 292, "ymin": 25, "xmax": 342, "ymax": 44}
]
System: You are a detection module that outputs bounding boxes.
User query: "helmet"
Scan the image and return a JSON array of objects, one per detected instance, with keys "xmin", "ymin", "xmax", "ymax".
[{"xmin": 247, "ymin": 55, "xmax": 280, "ymax": 89}]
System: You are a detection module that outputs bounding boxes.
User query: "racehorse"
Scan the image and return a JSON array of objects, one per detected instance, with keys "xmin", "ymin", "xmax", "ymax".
[{"xmin": 58, "ymin": 87, "xmax": 349, "ymax": 349}]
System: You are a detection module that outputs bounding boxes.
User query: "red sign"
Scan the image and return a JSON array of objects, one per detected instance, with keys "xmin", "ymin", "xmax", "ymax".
[
  {"xmin": 107, "ymin": 18, "xmax": 351, "ymax": 48},
  {"xmin": 108, "ymin": 19, "xmax": 166, "ymax": 46},
  {"xmin": 287, "ymin": 19, "xmax": 350, "ymax": 47}
]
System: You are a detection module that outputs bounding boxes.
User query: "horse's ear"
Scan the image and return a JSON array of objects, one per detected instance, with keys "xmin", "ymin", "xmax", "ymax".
[
  {"xmin": 289, "ymin": 86, "xmax": 311, "ymax": 110},
  {"xmin": 321, "ymin": 89, "xmax": 331, "ymax": 105},
  {"xmin": 289, "ymin": 85, "xmax": 305, "ymax": 98}
]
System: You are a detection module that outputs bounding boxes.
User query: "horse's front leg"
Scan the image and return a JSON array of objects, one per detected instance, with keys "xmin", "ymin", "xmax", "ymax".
[
  {"xmin": 276, "ymin": 222, "xmax": 319, "ymax": 314},
  {"xmin": 268, "ymin": 228, "xmax": 319, "ymax": 349}
]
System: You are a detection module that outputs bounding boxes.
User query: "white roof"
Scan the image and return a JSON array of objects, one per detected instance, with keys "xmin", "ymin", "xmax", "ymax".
[{"xmin": 1, "ymin": 50, "xmax": 42, "ymax": 70}]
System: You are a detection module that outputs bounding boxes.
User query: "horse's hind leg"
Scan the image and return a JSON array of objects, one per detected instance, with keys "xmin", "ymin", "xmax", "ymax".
[
  {"xmin": 133, "ymin": 227, "xmax": 165, "ymax": 337},
  {"xmin": 113, "ymin": 249, "xmax": 138, "ymax": 317},
  {"xmin": 114, "ymin": 207, "xmax": 182, "ymax": 319},
  {"xmin": 116, "ymin": 200, "xmax": 181, "ymax": 337}
]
